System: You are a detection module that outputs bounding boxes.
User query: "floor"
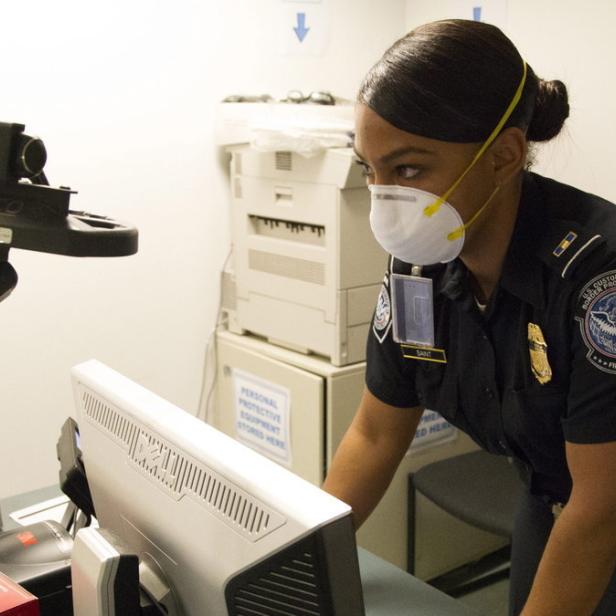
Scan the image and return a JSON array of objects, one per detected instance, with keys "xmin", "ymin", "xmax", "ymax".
[{"xmin": 457, "ymin": 578, "xmax": 510, "ymax": 616}]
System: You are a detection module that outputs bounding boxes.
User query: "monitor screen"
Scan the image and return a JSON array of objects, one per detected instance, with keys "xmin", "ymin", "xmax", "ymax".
[{"xmin": 71, "ymin": 360, "xmax": 365, "ymax": 616}]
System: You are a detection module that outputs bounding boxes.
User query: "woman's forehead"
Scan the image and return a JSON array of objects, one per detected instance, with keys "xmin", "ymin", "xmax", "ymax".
[
  {"xmin": 355, "ymin": 105, "xmax": 433, "ymax": 156},
  {"xmin": 354, "ymin": 104, "xmax": 472, "ymax": 164}
]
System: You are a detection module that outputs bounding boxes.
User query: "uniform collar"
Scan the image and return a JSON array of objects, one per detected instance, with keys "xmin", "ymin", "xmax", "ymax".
[{"xmin": 438, "ymin": 172, "xmax": 545, "ymax": 310}]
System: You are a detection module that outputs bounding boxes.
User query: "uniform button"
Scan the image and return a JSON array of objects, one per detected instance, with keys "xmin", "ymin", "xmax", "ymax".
[{"xmin": 484, "ymin": 387, "xmax": 495, "ymax": 399}]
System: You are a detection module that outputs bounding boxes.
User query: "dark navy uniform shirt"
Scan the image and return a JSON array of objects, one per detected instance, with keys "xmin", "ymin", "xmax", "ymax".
[{"xmin": 366, "ymin": 171, "xmax": 616, "ymax": 503}]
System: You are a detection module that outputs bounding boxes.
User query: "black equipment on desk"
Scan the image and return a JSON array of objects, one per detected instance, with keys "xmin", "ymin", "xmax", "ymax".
[
  {"xmin": 0, "ymin": 419, "xmax": 99, "ymax": 616},
  {"xmin": 0, "ymin": 121, "xmax": 138, "ymax": 302},
  {"xmin": 0, "ymin": 520, "xmax": 73, "ymax": 616}
]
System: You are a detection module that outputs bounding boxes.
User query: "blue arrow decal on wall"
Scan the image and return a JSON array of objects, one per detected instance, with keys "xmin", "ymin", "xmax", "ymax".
[{"xmin": 294, "ymin": 12, "xmax": 310, "ymax": 42}]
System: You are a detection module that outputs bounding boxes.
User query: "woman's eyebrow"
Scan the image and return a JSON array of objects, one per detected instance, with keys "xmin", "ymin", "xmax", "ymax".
[
  {"xmin": 379, "ymin": 145, "xmax": 436, "ymax": 164},
  {"xmin": 352, "ymin": 144, "xmax": 436, "ymax": 164}
]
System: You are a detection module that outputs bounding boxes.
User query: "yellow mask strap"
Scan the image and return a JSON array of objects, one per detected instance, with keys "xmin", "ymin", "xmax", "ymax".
[
  {"xmin": 424, "ymin": 60, "xmax": 528, "ymax": 218},
  {"xmin": 447, "ymin": 184, "xmax": 501, "ymax": 242}
]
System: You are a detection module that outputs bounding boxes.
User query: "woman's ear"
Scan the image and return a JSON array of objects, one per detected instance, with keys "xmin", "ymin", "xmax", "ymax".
[{"xmin": 490, "ymin": 127, "xmax": 528, "ymax": 185}]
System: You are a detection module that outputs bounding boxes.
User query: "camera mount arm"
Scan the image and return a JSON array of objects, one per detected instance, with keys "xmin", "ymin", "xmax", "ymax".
[{"xmin": 0, "ymin": 122, "xmax": 138, "ymax": 301}]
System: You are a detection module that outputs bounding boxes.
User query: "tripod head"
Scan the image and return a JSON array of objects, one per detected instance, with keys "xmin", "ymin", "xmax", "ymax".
[{"xmin": 0, "ymin": 122, "xmax": 138, "ymax": 301}]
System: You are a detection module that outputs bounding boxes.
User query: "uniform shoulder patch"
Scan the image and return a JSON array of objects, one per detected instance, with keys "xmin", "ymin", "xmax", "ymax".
[
  {"xmin": 372, "ymin": 275, "xmax": 392, "ymax": 344},
  {"xmin": 575, "ymin": 270, "xmax": 616, "ymax": 373}
]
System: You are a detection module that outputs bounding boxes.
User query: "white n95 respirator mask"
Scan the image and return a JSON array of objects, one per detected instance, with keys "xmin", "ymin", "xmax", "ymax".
[{"xmin": 369, "ymin": 184, "xmax": 467, "ymax": 265}]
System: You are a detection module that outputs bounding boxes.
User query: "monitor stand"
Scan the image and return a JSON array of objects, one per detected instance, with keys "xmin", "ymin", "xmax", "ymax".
[{"xmin": 71, "ymin": 527, "xmax": 179, "ymax": 616}]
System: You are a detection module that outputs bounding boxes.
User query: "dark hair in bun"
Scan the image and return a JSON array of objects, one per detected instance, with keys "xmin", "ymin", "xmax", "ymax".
[
  {"xmin": 527, "ymin": 79, "xmax": 570, "ymax": 142},
  {"xmin": 358, "ymin": 19, "xmax": 569, "ymax": 144}
]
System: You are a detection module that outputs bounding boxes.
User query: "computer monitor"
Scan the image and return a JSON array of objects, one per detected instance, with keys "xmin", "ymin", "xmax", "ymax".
[{"xmin": 71, "ymin": 359, "xmax": 365, "ymax": 616}]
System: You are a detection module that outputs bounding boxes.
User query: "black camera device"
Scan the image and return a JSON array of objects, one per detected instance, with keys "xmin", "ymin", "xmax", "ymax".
[{"xmin": 0, "ymin": 122, "xmax": 138, "ymax": 301}]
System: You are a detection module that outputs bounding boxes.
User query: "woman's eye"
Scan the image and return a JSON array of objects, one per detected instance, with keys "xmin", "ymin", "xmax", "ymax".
[
  {"xmin": 355, "ymin": 160, "xmax": 374, "ymax": 178},
  {"xmin": 397, "ymin": 165, "xmax": 420, "ymax": 180}
]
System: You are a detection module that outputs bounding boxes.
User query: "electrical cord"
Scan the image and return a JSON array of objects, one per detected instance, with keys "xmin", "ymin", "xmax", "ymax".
[{"xmin": 196, "ymin": 247, "xmax": 233, "ymax": 423}]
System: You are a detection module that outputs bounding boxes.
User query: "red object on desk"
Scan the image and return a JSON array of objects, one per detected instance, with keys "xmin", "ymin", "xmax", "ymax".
[{"xmin": 0, "ymin": 572, "xmax": 39, "ymax": 615}]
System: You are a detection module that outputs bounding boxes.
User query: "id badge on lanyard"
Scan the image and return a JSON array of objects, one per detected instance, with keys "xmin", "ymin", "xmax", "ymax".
[{"xmin": 391, "ymin": 267, "xmax": 435, "ymax": 348}]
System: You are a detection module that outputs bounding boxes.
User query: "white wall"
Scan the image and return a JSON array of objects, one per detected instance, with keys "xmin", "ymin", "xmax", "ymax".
[
  {"xmin": 0, "ymin": 0, "xmax": 406, "ymax": 499},
  {"xmin": 404, "ymin": 0, "xmax": 616, "ymax": 202}
]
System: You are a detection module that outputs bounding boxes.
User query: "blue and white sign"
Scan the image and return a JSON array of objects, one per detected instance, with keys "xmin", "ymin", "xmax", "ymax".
[
  {"xmin": 278, "ymin": 0, "xmax": 329, "ymax": 56},
  {"xmin": 409, "ymin": 409, "xmax": 457, "ymax": 453},
  {"xmin": 233, "ymin": 369, "xmax": 292, "ymax": 467}
]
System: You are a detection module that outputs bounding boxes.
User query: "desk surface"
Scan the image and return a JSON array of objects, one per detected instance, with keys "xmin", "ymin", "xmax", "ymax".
[
  {"xmin": 358, "ymin": 549, "xmax": 478, "ymax": 615},
  {"xmin": 1, "ymin": 486, "xmax": 479, "ymax": 616}
]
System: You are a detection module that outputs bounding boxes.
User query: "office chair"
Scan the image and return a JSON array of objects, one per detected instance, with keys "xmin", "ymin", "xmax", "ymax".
[{"xmin": 408, "ymin": 449, "xmax": 525, "ymax": 597}]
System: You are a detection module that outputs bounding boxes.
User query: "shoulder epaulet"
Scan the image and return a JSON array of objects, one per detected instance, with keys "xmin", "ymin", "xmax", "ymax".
[
  {"xmin": 538, "ymin": 220, "xmax": 608, "ymax": 282},
  {"xmin": 529, "ymin": 172, "xmax": 616, "ymax": 282}
]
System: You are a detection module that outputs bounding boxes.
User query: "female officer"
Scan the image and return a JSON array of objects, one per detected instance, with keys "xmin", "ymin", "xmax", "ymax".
[{"xmin": 322, "ymin": 19, "xmax": 616, "ymax": 616}]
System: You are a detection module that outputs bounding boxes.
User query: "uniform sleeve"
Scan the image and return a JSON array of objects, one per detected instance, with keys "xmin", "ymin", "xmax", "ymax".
[
  {"xmin": 365, "ymin": 273, "xmax": 420, "ymax": 408},
  {"xmin": 563, "ymin": 268, "xmax": 616, "ymax": 443}
]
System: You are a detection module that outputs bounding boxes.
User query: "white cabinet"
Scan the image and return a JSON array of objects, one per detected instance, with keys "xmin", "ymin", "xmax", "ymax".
[{"xmin": 213, "ymin": 330, "xmax": 507, "ymax": 579}]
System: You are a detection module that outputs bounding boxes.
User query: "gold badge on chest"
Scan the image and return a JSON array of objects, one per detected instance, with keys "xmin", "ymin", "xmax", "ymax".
[{"xmin": 528, "ymin": 323, "xmax": 553, "ymax": 385}]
